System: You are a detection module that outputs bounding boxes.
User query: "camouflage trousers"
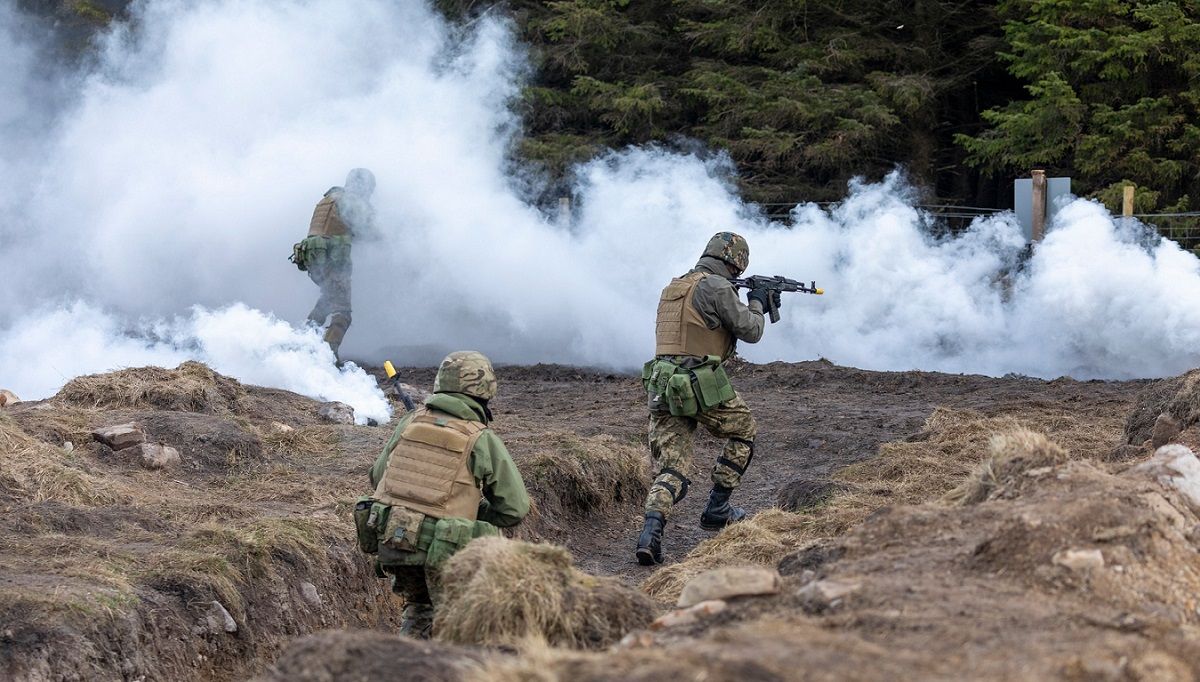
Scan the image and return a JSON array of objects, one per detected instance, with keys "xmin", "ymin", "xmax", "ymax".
[
  {"xmin": 386, "ymin": 564, "xmax": 440, "ymax": 606},
  {"xmin": 306, "ymin": 259, "xmax": 352, "ymax": 356},
  {"xmin": 644, "ymin": 392, "xmax": 757, "ymax": 517}
]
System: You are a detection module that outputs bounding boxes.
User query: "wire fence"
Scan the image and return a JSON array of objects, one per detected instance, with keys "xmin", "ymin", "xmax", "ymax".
[{"xmin": 757, "ymin": 202, "xmax": 1200, "ymax": 252}]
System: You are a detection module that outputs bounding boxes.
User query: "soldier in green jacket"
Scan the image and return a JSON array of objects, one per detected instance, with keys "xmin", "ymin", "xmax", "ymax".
[
  {"xmin": 291, "ymin": 168, "xmax": 377, "ymax": 361},
  {"xmin": 636, "ymin": 232, "xmax": 780, "ymax": 566},
  {"xmin": 358, "ymin": 351, "xmax": 530, "ymax": 638}
]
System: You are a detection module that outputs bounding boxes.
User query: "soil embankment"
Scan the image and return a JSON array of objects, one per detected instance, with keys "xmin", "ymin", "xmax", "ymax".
[{"xmin": 0, "ymin": 360, "xmax": 1154, "ymax": 679}]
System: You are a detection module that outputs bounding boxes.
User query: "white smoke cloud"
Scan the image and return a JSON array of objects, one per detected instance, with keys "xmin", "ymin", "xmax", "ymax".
[{"xmin": 1, "ymin": 0, "xmax": 1199, "ymax": 413}]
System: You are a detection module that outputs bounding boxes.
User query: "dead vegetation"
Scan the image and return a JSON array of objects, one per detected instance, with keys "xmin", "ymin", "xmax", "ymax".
[
  {"xmin": 57, "ymin": 361, "xmax": 247, "ymax": 414},
  {"xmin": 643, "ymin": 403, "xmax": 1121, "ymax": 603},
  {"xmin": 511, "ymin": 432, "xmax": 648, "ymax": 538},
  {"xmin": 1125, "ymin": 369, "xmax": 1200, "ymax": 444},
  {"xmin": 436, "ymin": 537, "xmax": 653, "ymax": 649}
]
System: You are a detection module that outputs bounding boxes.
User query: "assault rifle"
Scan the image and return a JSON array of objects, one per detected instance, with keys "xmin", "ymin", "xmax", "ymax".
[{"xmin": 729, "ymin": 275, "xmax": 824, "ymax": 323}]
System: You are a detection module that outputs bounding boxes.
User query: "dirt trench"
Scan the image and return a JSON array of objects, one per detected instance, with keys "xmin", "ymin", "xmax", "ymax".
[{"xmin": 0, "ymin": 360, "xmax": 1145, "ymax": 680}]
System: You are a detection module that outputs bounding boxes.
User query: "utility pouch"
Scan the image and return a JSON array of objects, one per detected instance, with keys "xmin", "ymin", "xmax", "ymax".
[
  {"xmin": 302, "ymin": 235, "xmax": 328, "ymax": 267},
  {"xmin": 666, "ymin": 372, "xmax": 699, "ymax": 417},
  {"xmin": 353, "ymin": 496, "xmax": 379, "ymax": 554},
  {"xmin": 691, "ymin": 356, "xmax": 736, "ymax": 409},
  {"xmin": 426, "ymin": 517, "xmax": 477, "ymax": 569},
  {"xmin": 645, "ymin": 359, "xmax": 678, "ymax": 412},
  {"xmin": 289, "ymin": 241, "xmax": 308, "ymax": 271},
  {"xmin": 381, "ymin": 506, "xmax": 426, "ymax": 552}
]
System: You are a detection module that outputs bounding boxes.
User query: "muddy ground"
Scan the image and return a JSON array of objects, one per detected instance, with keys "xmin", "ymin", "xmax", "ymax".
[
  {"xmin": 402, "ymin": 359, "xmax": 1140, "ymax": 582},
  {"xmin": 0, "ymin": 359, "xmax": 1152, "ymax": 680}
]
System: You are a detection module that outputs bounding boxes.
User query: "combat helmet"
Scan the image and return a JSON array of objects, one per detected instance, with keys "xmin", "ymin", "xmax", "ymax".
[
  {"xmin": 345, "ymin": 168, "xmax": 376, "ymax": 196},
  {"xmin": 433, "ymin": 351, "xmax": 497, "ymax": 401},
  {"xmin": 703, "ymin": 231, "xmax": 750, "ymax": 275}
]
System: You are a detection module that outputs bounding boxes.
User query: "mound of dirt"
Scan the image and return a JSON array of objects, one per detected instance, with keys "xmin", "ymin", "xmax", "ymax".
[
  {"xmin": 1124, "ymin": 369, "xmax": 1200, "ymax": 445},
  {"xmin": 513, "ymin": 433, "xmax": 648, "ymax": 539},
  {"xmin": 57, "ymin": 361, "xmax": 247, "ymax": 414},
  {"xmin": 479, "ymin": 439, "xmax": 1200, "ymax": 680},
  {"xmin": 436, "ymin": 538, "xmax": 654, "ymax": 649},
  {"xmin": 258, "ymin": 630, "xmax": 485, "ymax": 682}
]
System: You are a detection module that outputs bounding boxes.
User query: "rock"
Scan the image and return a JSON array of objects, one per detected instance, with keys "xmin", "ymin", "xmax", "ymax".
[
  {"xmin": 1151, "ymin": 413, "xmax": 1184, "ymax": 448},
  {"xmin": 205, "ymin": 601, "xmax": 237, "ymax": 634},
  {"xmin": 0, "ymin": 389, "xmax": 19, "ymax": 407},
  {"xmin": 1131, "ymin": 444, "xmax": 1200, "ymax": 510},
  {"xmin": 651, "ymin": 599, "xmax": 728, "ymax": 630},
  {"xmin": 129, "ymin": 443, "xmax": 181, "ymax": 470},
  {"xmin": 300, "ymin": 582, "xmax": 322, "ymax": 606},
  {"xmin": 616, "ymin": 631, "xmax": 657, "ymax": 649},
  {"xmin": 397, "ymin": 382, "xmax": 429, "ymax": 403},
  {"xmin": 677, "ymin": 567, "xmax": 781, "ymax": 608},
  {"xmin": 92, "ymin": 423, "xmax": 146, "ymax": 451},
  {"xmin": 1052, "ymin": 548, "xmax": 1105, "ymax": 572},
  {"xmin": 796, "ymin": 578, "xmax": 862, "ymax": 611},
  {"xmin": 318, "ymin": 402, "xmax": 355, "ymax": 425},
  {"xmin": 271, "ymin": 421, "xmax": 295, "ymax": 433}
]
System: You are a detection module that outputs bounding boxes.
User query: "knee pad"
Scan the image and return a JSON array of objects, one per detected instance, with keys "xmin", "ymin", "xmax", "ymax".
[{"xmin": 655, "ymin": 467, "xmax": 691, "ymax": 503}]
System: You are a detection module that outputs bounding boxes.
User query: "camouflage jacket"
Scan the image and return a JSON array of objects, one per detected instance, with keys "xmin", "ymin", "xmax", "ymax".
[
  {"xmin": 688, "ymin": 256, "xmax": 765, "ymax": 347},
  {"xmin": 369, "ymin": 392, "xmax": 530, "ymax": 528}
]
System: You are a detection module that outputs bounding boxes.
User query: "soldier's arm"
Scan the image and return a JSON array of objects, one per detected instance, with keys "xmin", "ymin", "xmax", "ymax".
[
  {"xmin": 470, "ymin": 431, "xmax": 531, "ymax": 528},
  {"xmin": 369, "ymin": 412, "xmax": 416, "ymax": 488},
  {"xmin": 694, "ymin": 275, "xmax": 765, "ymax": 343}
]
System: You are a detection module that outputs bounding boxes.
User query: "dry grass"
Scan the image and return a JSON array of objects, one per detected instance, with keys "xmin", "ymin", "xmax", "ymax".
[
  {"xmin": 1125, "ymin": 369, "xmax": 1200, "ymax": 444},
  {"xmin": 0, "ymin": 414, "xmax": 125, "ymax": 506},
  {"xmin": 260, "ymin": 425, "xmax": 340, "ymax": 457},
  {"xmin": 436, "ymin": 537, "xmax": 654, "ymax": 649},
  {"xmin": 515, "ymin": 433, "xmax": 649, "ymax": 538},
  {"xmin": 57, "ymin": 361, "xmax": 246, "ymax": 414},
  {"xmin": 643, "ymin": 405, "xmax": 1117, "ymax": 603},
  {"xmin": 944, "ymin": 428, "xmax": 1068, "ymax": 505}
]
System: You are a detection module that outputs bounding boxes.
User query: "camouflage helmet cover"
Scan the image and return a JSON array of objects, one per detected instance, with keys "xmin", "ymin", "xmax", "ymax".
[
  {"xmin": 703, "ymin": 231, "xmax": 750, "ymax": 274},
  {"xmin": 433, "ymin": 351, "xmax": 498, "ymax": 401}
]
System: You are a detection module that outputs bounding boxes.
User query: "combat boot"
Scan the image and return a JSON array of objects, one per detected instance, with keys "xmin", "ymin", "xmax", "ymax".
[
  {"xmin": 700, "ymin": 486, "xmax": 746, "ymax": 530},
  {"xmin": 635, "ymin": 511, "xmax": 665, "ymax": 566},
  {"xmin": 399, "ymin": 602, "xmax": 434, "ymax": 639}
]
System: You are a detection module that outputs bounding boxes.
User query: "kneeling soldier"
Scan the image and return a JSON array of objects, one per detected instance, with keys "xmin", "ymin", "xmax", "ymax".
[
  {"xmin": 355, "ymin": 351, "xmax": 530, "ymax": 637},
  {"xmin": 636, "ymin": 231, "xmax": 780, "ymax": 566}
]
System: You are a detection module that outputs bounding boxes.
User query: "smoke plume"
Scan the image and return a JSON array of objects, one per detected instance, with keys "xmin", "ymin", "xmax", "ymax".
[{"xmin": 1, "ymin": 0, "xmax": 1198, "ymax": 415}]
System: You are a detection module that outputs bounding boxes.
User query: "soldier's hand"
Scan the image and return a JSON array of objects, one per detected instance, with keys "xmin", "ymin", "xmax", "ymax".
[
  {"xmin": 747, "ymin": 287, "xmax": 771, "ymax": 312},
  {"xmin": 770, "ymin": 290, "xmax": 783, "ymax": 312}
]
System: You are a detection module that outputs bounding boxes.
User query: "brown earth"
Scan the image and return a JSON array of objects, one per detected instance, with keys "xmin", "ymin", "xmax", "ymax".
[{"xmin": 0, "ymin": 358, "xmax": 1164, "ymax": 680}]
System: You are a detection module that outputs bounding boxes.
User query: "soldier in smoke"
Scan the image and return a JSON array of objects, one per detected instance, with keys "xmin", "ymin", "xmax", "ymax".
[
  {"xmin": 636, "ymin": 232, "xmax": 779, "ymax": 566},
  {"xmin": 290, "ymin": 168, "xmax": 376, "ymax": 362}
]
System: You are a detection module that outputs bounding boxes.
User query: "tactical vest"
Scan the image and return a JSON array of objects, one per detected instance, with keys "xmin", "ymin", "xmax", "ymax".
[
  {"xmin": 373, "ymin": 408, "xmax": 487, "ymax": 521},
  {"xmin": 307, "ymin": 191, "xmax": 350, "ymax": 238},
  {"xmin": 655, "ymin": 271, "xmax": 735, "ymax": 359}
]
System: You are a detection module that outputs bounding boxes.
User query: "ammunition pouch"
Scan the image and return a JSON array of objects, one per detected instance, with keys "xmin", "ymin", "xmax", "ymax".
[
  {"xmin": 642, "ymin": 356, "xmax": 735, "ymax": 417},
  {"xmin": 297, "ymin": 235, "xmax": 351, "ymax": 270},
  {"xmin": 363, "ymin": 503, "xmax": 499, "ymax": 572}
]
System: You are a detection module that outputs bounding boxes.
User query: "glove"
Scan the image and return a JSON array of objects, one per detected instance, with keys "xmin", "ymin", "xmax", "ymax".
[
  {"xmin": 770, "ymin": 290, "xmax": 783, "ymax": 312},
  {"xmin": 746, "ymin": 287, "xmax": 771, "ymax": 312}
]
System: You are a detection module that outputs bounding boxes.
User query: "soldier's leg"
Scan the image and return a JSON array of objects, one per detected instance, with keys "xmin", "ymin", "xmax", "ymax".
[
  {"xmin": 695, "ymin": 392, "xmax": 757, "ymax": 530},
  {"xmin": 645, "ymin": 412, "xmax": 698, "ymax": 517},
  {"xmin": 321, "ymin": 264, "xmax": 353, "ymax": 359},
  {"xmin": 306, "ymin": 262, "xmax": 333, "ymax": 326},
  {"xmin": 637, "ymin": 412, "xmax": 697, "ymax": 565},
  {"xmin": 390, "ymin": 566, "xmax": 434, "ymax": 639}
]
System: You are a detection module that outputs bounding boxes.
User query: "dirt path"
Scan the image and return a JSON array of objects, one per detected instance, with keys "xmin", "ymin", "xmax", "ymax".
[{"xmin": 389, "ymin": 361, "xmax": 1144, "ymax": 583}]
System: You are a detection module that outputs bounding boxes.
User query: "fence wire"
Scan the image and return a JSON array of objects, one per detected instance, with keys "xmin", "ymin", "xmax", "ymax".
[{"xmin": 756, "ymin": 202, "xmax": 1200, "ymax": 252}]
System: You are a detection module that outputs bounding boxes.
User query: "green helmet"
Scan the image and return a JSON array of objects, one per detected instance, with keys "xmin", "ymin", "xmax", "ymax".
[
  {"xmin": 433, "ymin": 351, "xmax": 497, "ymax": 401},
  {"xmin": 703, "ymin": 231, "xmax": 750, "ymax": 275}
]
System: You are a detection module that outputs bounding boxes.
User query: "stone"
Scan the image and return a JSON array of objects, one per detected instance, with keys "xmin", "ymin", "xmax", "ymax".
[
  {"xmin": 616, "ymin": 631, "xmax": 656, "ymax": 649},
  {"xmin": 796, "ymin": 578, "xmax": 862, "ymax": 611},
  {"xmin": 1151, "ymin": 414, "xmax": 1184, "ymax": 449},
  {"xmin": 206, "ymin": 600, "xmax": 237, "ymax": 634},
  {"xmin": 1052, "ymin": 548, "xmax": 1105, "ymax": 572},
  {"xmin": 92, "ymin": 423, "xmax": 146, "ymax": 451},
  {"xmin": 651, "ymin": 599, "xmax": 728, "ymax": 630},
  {"xmin": 677, "ymin": 567, "xmax": 781, "ymax": 608},
  {"xmin": 130, "ymin": 443, "xmax": 181, "ymax": 470},
  {"xmin": 317, "ymin": 401, "xmax": 355, "ymax": 425},
  {"xmin": 1131, "ymin": 444, "xmax": 1200, "ymax": 510},
  {"xmin": 0, "ymin": 389, "xmax": 19, "ymax": 407},
  {"xmin": 271, "ymin": 422, "xmax": 295, "ymax": 433},
  {"xmin": 397, "ymin": 383, "xmax": 429, "ymax": 404},
  {"xmin": 299, "ymin": 582, "xmax": 322, "ymax": 606}
]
